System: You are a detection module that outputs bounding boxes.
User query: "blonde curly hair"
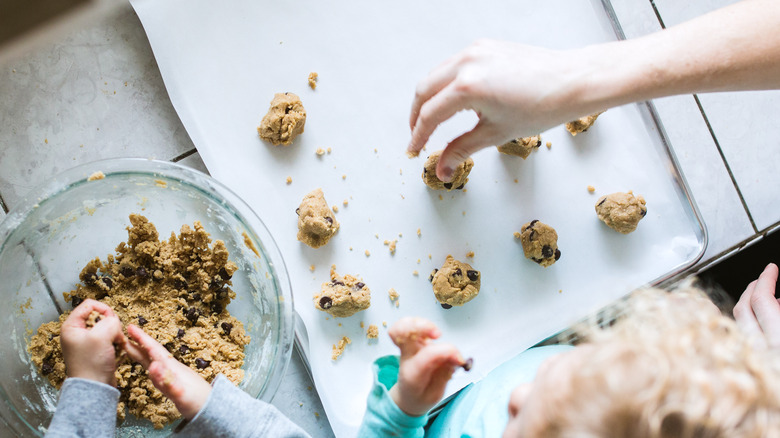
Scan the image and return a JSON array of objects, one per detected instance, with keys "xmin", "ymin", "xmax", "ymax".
[{"xmin": 533, "ymin": 284, "xmax": 780, "ymax": 437}]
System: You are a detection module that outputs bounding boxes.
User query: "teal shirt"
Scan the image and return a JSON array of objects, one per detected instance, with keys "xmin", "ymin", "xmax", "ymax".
[{"xmin": 358, "ymin": 345, "xmax": 574, "ymax": 437}]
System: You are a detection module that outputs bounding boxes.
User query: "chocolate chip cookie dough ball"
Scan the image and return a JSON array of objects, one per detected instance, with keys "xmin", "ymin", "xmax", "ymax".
[
  {"xmin": 313, "ymin": 266, "xmax": 371, "ymax": 317},
  {"xmin": 595, "ymin": 191, "xmax": 647, "ymax": 234},
  {"xmin": 296, "ymin": 188, "xmax": 339, "ymax": 248},
  {"xmin": 422, "ymin": 150, "xmax": 473, "ymax": 191},
  {"xmin": 520, "ymin": 220, "xmax": 561, "ymax": 267},
  {"xmin": 565, "ymin": 111, "xmax": 603, "ymax": 136},
  {"xmin": 497, "ymin": 134, "xmax": 542, "ymax": 159},
  {"xmin": 429, "ymin": 255, "xmax": 481, "ymax": 308},
  {"xmin": 258, "ymin": 92, "xmax": 307, "ymax": 145}
]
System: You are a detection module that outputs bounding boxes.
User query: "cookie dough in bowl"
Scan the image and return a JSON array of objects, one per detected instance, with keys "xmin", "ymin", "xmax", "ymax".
[{"xmin": 0, "ymin": 159, "xmax": 294, "ymax": 437}]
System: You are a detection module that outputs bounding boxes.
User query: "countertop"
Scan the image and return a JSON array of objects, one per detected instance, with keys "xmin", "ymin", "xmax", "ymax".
[{"xmin": 0, "ymin": 0, "xmax": 777, "ymax": 436}]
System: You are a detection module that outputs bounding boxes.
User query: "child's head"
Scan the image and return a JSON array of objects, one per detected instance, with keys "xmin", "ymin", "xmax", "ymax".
[{"xmin": 503, "ymin": 285, "xmax": 780, "ymax": 437}]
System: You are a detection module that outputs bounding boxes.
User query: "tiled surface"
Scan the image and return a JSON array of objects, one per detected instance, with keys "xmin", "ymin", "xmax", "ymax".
[
  {"xmin": 176, "ymin": 151, "xmax": 210, "ymax": 175},
  {"xmin": 611, "ymin": 0, "xmax": 756, "ymax": 263},
  {"xmin": 0, "ymin": 3, "xmax": 194, "ymax": 210},
  {"xmin": 652, "ymin": 0, "xmax": 780, "ymax": 232}
]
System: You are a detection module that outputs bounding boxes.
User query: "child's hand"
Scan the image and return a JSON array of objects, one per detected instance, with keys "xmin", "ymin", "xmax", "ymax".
[
  {"xmin": 734, "ymin": 263, "xmax": 780, "ymax": 348},
  {"xmin": 123, "ymin": 324, "xmax": 212, "ymax": 420},
  {"xmin": 61, "ymin": 299, "xmax": 126, "ymax": 386},
  {"xmin": 388, "ymin": 317, "xmax": 467, "ymax": 417}
]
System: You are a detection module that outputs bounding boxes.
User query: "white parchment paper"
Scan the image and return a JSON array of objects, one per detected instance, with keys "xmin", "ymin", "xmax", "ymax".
[{"xmin": 130, "ymin": 0, "xmax": 705, "ymax": 436}]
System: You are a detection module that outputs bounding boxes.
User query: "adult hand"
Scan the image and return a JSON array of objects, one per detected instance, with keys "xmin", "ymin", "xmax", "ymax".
[
  {"xmin": 61, "ymin": 299, "xmax": 125, "ymax": 386},
  {"xmin": 408, "ymin": 39, "xmax": 601, "ymax": 181},
  {"xmin": 734, "ymin": 263, "xmax": 780, "ymax": 348},
  {"xmin": 387, "ymin": 317, "xmax": 467, "ymax": 417},
  {"xmin": 123, "ymin": 324, "xmax": 212, "ymax": 420}
]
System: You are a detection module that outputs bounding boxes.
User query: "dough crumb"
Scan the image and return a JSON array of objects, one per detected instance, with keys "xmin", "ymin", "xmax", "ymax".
[
  {"xmin": 87, "ymin": 171, "xmax": 105, "ymax": 181},
  {"xmin": 382, "ymin": 321, "xmax": 388, "ymax": 327},
  {"xmin": 343, "ymin": 200, "xmax": 349, "ymax": 207},
  {"xmin": 406, "ymin": 149, "xmax": 419, "ymax": 158},
  {"xmin": 587, "ymin": 185, "xmax": 596, "ymax": 193},
  {"xmin": 412, "ymin": 270, "xmax": 419, "ymax": 276},
  {"xmin": 388, "ymin": 288, "xmax": 400, "ymax": 303},
  {"xmin": 360, "ymin": 321, "xmax": 365, "ymax": 329},
  {"xmin": 497, "ymin": 135, "xmax": 542, "ymax": 159},
  {"xmin": 565, "ymin": 112, "xmax": 603, "ymax": 136},
  {"xmin": 332, "ymin": 205, "xmax": 339, "ymax": 213},
  {"xmin": 546, "ymin": 141, "xmax": 552, "ymax": 149},
  {"xmin": 365, "ymin": 250, "xmax": 371, "ymax": 257},
  {"xmin": 242, "ymin": 232, "xmax": 261, "ymax": 257},
  {"xmin": 466, "ymin": 251, "xmax": 475, "ymax": 258},
  {"xmin": 514, "ymin": 179, "xmax": 519, "ymax": 184},
  {"xmin": 417, "ymin": 228, "xmax": 421, "ymax": 236},
  {"xmin": 367, "ymin": 325, "xmax": 379, "ymax": 339},
  {"xmin": 513, "ymin": 231, "xmax": 522, "ymax": 239},
  {"xmin": 342, "ymin": 174, "xmax": 346, "ymax": 180},
  {"xmin": 286, "ymin": 176, "xmax": 292, "ymax": 185},
  {"xmin": 155, "ymin": 179, "xmax": 167, "ymax": 188},
  {"xmin": 308, "ymin": 72, "xmax": 318, "ymax": 90},
  {"xmin": 316, "ymin": 148, "xmax": 325, "ymax": 156},
  {"xmin": 327, "ymin": 147, "xmax": 332, "ymax": 154},
  {"xmin": 331, "ymin": 336, "xmax": 351, "ymax": 360},
  {"xmin": 383, "ymin": 239, "xmax": 397, "ymax": 255},
  {"xmin": 309, "ymin": 265, "xmax": 315, "ymax": 272}
]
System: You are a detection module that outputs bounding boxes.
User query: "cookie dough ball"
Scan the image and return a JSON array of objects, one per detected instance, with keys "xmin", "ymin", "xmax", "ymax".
[
  {"xmin": 314, "ymin": 267, "xmax": 370, "ymax": 317},
  {"xmin": 429, "ymin": 255, "xmax": 480, "ymax": 308},
  {"xmin": 296, "ymin": 188, "xmax": 339, "ymax": 248},
  {"xmin": 497, "ymin": 134, "xmax": 542, "ymax": 159},
  {"xmin": 595, "ymin": 191, "xmax": 647, "ymax": 234},
  {"xmin": 520, "ymin": 220, "xmax": 561, "ymax": 267},
  {"xmin": 565, "ymin": 112, "xmax": 603, "ymax": 136},
  {"xmin": 258, "ymin": 92, "xmax": 307, "ymax": 146},
  {"xmin": 422, "ymin": 150, "xmax": 473, "ymax": 191}
]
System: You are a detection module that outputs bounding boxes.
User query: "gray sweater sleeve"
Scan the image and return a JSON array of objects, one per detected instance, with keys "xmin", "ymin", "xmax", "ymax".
[
  {"xmin": 175, "ymin": 374, "xmax": 310, "ymax": 438},
  {"xmin": 44, "ymin": 377, "xmax": 119, "ymax": 438}
]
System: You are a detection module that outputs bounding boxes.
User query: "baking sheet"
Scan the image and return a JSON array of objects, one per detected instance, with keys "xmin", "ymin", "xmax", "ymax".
[{"xmin": 129, "ymin": 1, "xmax": 706, "ymax": 436}]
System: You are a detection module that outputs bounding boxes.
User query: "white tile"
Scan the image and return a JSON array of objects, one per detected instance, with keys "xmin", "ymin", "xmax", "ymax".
[
  {"xmin": 696, "ymin": 91, "xmax": 780, "ymax": 230},
  {"xmin": 652, "ymin": 0, "xmax": 741, "ymax": 27},
  {"xmin": 176, "ymin": 152, "xmax": 211, "ymax": 176},
  {"xmin": 610, "ymin": 0, "xmax": 755, "ymax": 264},
  {"xmin": 0, "ymin": 3, "xmax": 194, "ymax": 210},
  {"xmin": 271, "ymin": 349, "xmax": 335, "ymax": 438}
]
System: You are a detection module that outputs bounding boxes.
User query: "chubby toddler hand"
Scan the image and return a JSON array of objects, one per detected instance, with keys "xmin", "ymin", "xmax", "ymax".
[
  {"xmin": 123, "ymin": 324, "xmax": 212, "ymax": 420},
  {"xmin": 388, "ymin": 317, "xmax": 469, "ymax": 417},
  {"xmin": 61, "ymin": 299, "xmax": 126, "ymax": 386}
]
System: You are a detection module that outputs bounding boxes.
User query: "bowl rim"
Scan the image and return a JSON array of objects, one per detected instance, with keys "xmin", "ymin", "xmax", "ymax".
[{"xmin": 0, "ymin": 157, "xmax": 296, "ymax": 436}]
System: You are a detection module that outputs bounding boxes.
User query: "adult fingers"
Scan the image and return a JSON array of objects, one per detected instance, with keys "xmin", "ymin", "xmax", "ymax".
[
  {"xmin": 436, "ymin": 122, "xmax": 499, "ymax": 181},
  {"xmin": 409, "ymin": 55, "xmax": 461, "ymax": 130},
  {"xmin": 389, "ymin": 317, "xmax": 440, "ymax": 359},
  {"xmin": 408, "ymin": 82, "xmax": 468, "ymax": 157},
  {"xmin": 734, "ymin": 280, "xmax": 761, "ymax": 336},
  {"xmin": 749, "ymin": 263, "xmax": 780, "ymax": 347},
  {"xmin": 126, "ymin": 324, "xmax": 171, "ymax": 363}
]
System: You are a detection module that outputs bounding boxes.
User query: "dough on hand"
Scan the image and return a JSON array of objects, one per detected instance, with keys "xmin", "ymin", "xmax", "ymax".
[
  {"xmin": 497, "ymin": 135, "xmax": 542, "ymax": 159},
  {"xmin": 296, "ymin": 188, "xmax": 339, "ymax": 248},
  {"xmin": 520, "ymin": 220, "xmax": 561, "ymax": 267},
  {"xmin": 565, "ymin": 112, "xmax": 603, "ymax": 136},
  {"xmin": 258, "ymin": 92, "xmax": 307, "ymax": 146},
  {"xmin": 595, "ymin": 191, "xmax": 647, "ymax": 234},
  {"xmin": 429, "ymin": 255, "xmax": 481, "ymax": 308},
  {"xmin": 314, "ymin": 266, "xmax": 371, "ymax": 317},
  {"xmin": 422, "ymin": 150, "xmax": 473, "ymax": 191}
]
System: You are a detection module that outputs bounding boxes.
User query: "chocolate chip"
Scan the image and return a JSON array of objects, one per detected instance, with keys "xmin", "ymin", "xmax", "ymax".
[
  {"xmin": 429, "ymin": 269, "xmax": 438, "ymax": 283},
  {"xmin": 218, "ymin": 267, "xmax": 232, "ymax": 281},
  {"xmin": 466, "ymin": 270, "xmax": 479, "ymax": 281},
  {"xmin": 535, "ymin": 140, "xmax": 542, "ymax": 147},
  {"xmin": 174, "ymin": 279, "xmax": 187, "ymax": 290},
  {"xmin": 455, "ymin": 184, "xmax": 465, "ymax": 190},
  {"xmin": 177, "ymin": 329, "xmax": 185, "ymax": 339},
  {"xmin": 195, "ymin": 358, "xmax": 210, "ymax": 369},
  {"xmin": 441, "ymin": 303, "xmax": 453, "ymax": 309},
  {"xmin": 179, "ymin": 344, "xmax": 190, "ymax": 355},
  {"xmin": 83, "ymin": 272, "xmax": 97, "ymax": 285},
  {"xmin": 41, "ymin": 361, "xmax": 54, "ymax": 375},
  {"xmin": 528, "ymin": 229, "xmax": 536, "ymax": 241},
  {"xmin": 210, "ymin": 302, "xmax": 223, "ymax": 314},
  {"xmin": 185, "ymin": 307, "xmax": 199, "ymax": 324},
  {"xmin": 443, "ymin": 182, "xmax": 453, "ymax": 190},
  {"xmin": 295, "ymin": 208, "xmax": 300, "ymax": 215},
  {"xmin": 597, "ymin": 197, "xmax": 607, "ymax": 207},
  {"xmin": 531, "ymin": 257, "xmax": 543, "ymax": 264},
  {"xmin": 510, "ymin": 139, "xmax": 519, "ymax": 144},
  {"xmin": 216, "ymin": 286, "xmax": 228, "ymax": 300},
  {"xmin": 640, "ymin": 208, "xmax": 647, "ymax": 217},
  {"xmin": 94, "ymin": 316, "xmax": 101, "ymax": 323},
  {"xmin": 325, "ymin": 217, "xmax": 333, "ymax": 225},
  {"xmin": 164, "ymin": 342, "xmax": 174, "ymax": 351},
  {"xmin": 354, "ymin": 282, "xmax": 365, "ymax": 290},
  {"xmin": 528, "ymin": 219, "xmax": 539, "ymax": 229},
  {"xmin": 120, "ymin": 266, "xmax": 135, "ymax": 277},
  {"xmin": 209, "ymin": 280, "xmax": 221, "ymax": 291},
  {"xmin": 102, "ymin": 277, "xmax": 113, "ymax": 289},
  {"xmin": 319, "ymin": 296, "xmax": 333, "ymax": 310},
  {"xmin": 454, "ymin": 268, "xmax": 462, "ymax": 277},
  {"xmin": 330, "ymin": 280, "xmax": 345, "ymax": 286},
  {"xmin": 136, "ymin": 267, "xmax": 149, "ymax": 279},
  {"xmin": 554, "ymin": 249, "xmax": 561, "ymax": 261},
  {"xmin": 462, "ymin": 357, "xmax": 474, "ymax": 371},
  {"xmin": 423, "ymin": 167, "xmax": 428, "ymax": 174},
  {"xmin": 71, "ymin": 296, "xmax": 84, "ymax": 308},
  {"xmin": 192, "ymin": 293, "xmax": 202, "ymax": 302},
  {"xmin": 221, "ymin": 322, "xmax": 233, "ymax": 335},
  {"xmin": 138, "ymin": 315, "xmax": 148, "ymax": 326},
  {"xmin": 542, "ymin": 245, "xmax": 553, "ymax": 258}
]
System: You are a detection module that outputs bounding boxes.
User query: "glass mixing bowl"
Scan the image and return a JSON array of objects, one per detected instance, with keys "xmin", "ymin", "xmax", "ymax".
[{"xmin": 0, "ymin": 159, "xmax": 295, "ymax": 437}]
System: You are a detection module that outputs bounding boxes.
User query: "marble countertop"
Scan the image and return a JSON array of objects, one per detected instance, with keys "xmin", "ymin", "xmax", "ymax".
[{"xmin": 0, "ymin": 0, "xmax": 777, "ymax": 436}]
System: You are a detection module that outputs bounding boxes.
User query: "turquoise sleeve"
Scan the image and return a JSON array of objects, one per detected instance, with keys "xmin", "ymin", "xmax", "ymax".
[{"xmin": 357, "ymin": 355, "xmax": 428, "ymax": 438}]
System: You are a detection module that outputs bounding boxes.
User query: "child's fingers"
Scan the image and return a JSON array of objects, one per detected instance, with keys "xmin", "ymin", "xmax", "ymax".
[
  {"xmin": 401, "ymin": 343, "xmax": 463, "ymax": 389},
  {"xmin": 123, "ymin": 339, "xmax": 151, "ymax": 368},
  {"xmin": 389, "ymin": 317, "xmax": 441, "ymax": 358},
  {"xmin": 63, "ymin": 299, "xmax": 114, "ymax": 329},
  {"xmin": 126, "ymin": 324, "xmax": 171, "ymax": 363},
  {"xmin": 90, "ymin": 315, "xmax": 125, "ymax": 345}
]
